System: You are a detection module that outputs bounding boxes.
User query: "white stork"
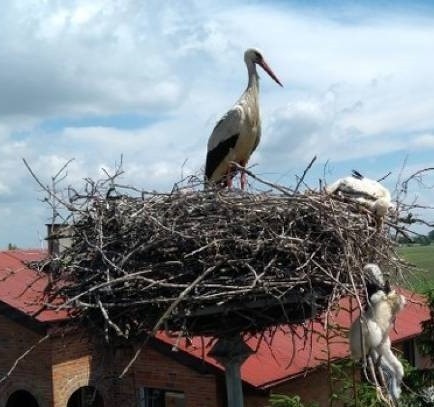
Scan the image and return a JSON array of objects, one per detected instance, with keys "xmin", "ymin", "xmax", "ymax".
[
  {"xmin": 349, "ymin": 283, "xmax": 406, "ymax": 402},
  {"xmin": 205, "ymin": 48, "xmax": 283, "ymax": 189},
  {"xmin": 325, "ymin": 171, "xmax": 394, "ymax": 218}
]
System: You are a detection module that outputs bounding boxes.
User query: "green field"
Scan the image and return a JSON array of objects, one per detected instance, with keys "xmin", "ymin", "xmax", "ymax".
[{"xmin": 398, "ymin": 245, "xmax": 434, "ymax": 293}]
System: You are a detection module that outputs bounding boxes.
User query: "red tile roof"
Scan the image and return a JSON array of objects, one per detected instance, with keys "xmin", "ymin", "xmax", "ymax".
[
  {"xmin": 157, "ymin": 291, "xmax": 430, "ymax": 388},
  {"xmin": 0, "ymin": 250, "xmax": 69, "ymax": 323},
  {"xmin": 0, "ymin": 250, "xmax": 430, "ymax": 388}
]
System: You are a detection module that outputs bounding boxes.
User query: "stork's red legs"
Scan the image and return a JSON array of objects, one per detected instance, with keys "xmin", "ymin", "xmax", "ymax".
[
  {"xmin": 239, "ymin": 160, "xmax": 247, "ymax": 190},
  {"xmin": 226, "ymin": 174, "xmax": 233, "ymax": 188},
  {"xmin": 240, "ymin": 170, "xmax": 247, "ymax": 190},
  {"xmin": 223, "ymin": 162, "xmax": 247, "ymax": 190},
  {"xmin": 225, "ymin": 166, "xmax": 233, "ymax": 189}
]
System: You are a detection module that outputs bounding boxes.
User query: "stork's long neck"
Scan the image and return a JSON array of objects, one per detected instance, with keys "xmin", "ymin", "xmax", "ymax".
[{"xmin": 246, "ymin": 59, "xmax": 259, "ymax": 92}]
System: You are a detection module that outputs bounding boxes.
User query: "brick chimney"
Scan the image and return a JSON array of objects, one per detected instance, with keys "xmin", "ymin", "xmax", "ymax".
[{"xmin": 45, "ymin": 224, "xmax": 72, "ymax": 256}]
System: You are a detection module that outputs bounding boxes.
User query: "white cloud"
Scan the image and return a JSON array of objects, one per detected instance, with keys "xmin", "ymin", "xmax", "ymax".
[
  {"xmin": 1, "ymin": 0, "xmax": 434, "ymax": 247},
  {"xmin": 0, "ymin": 182, "xmax": 11, "ymax": 195},
  {"xmin": 259, "ymin": 90, "xmax": 411, "ymax": 172},
  {"xmin": 0, "ymin": 0, "xmax": 198, "ymax": 120},
  {"xmin": 412, "ymin": 133, "xmax": 434, "ymax": 149},
  {"xmin": 261, "ymin": 97, "xmax": 333, "ymax": 163}
]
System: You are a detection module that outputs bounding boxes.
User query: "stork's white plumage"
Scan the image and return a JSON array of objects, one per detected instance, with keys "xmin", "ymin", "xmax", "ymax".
[
  {"xmin": 364, "ymin": 263, "xmax": 390, "ymax": 298},
  {"xmin": 205, "ymin": 48, "xmax": 283, "ymax": 189},
  {"xmin": 349, "ymin": 288, "xmax": 406, "ymax": 401},
  {"xmin": 325, "ymin": 171, "xmax": 393, "ymax": 217}
]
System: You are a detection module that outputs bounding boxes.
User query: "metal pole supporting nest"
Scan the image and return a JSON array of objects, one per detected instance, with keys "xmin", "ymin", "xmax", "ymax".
[{"xmin": 209, "ymin": 335, "xmax": 254, "ymax": 407}]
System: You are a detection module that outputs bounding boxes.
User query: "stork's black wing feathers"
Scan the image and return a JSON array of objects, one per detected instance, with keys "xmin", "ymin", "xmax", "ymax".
[
  {"xmin": 352, "ymin": 170, "xmax": 364, "ymax": 179},
  {"xmin": 205, "ymin": 134, "xmax": 239, "ymax": 180}
]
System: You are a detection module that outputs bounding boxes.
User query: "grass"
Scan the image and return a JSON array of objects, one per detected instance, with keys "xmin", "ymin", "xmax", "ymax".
[{"xmin": 398, "ymin": 244, "xmax": 434, "ymax": 293}]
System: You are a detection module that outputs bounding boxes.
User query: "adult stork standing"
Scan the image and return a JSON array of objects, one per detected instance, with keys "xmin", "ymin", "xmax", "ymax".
[{"xmin": 205, "ymin": 48, "xmax": 283, "ymax": 189}]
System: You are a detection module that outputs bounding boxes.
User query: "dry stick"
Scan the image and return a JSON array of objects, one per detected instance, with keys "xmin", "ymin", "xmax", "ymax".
[
  {"xmin": 56, "ymin": 270, "xmax": 158, "ymax": 310},
  {"xmin": 32, "ymin": 166, "xmax": 418, "ymax": 358},
  {"xmin": 184, "ymin": 241, "xmax": 216, "ymax": 258},
  {"xmin": 401, "ymin": 167, "xmax": 434, "ymax": 194},
  {"xmin": 294, "ymin": 155, "xmax": 317, "ymax": 193},
  {"xmin": 22, "ymin": 161, "xmax": 425, "ymax": 373},
  {"xmin": 60, "ymin": 235, "xmax": 190, "ymax": 302},
  {"xmin": 0, "ymin": 334, "xmax": 50, "ymax": 385},
  {"xmin": 231, "ymin": 163, "xmax": 294, "ymax": 196},
  {"xmin": 377, "ymin": 171, "xmax": 392, "ymax": 183},
  {"xmin": 22, "ymin": 158, "xmax": 78, "ymax": 212},
  {"xmin": 119, "ymin": 261, "xmax": 224, "ymax": 378},
  {"xmin": 119, "ymin": 240, "xmax": 165, "ymax": 268},
  {"xmin": 49, "ymin": 158, "xmax": 75, "ymax": 226},
  {"xmin": 98, "ymin": 300, "xmax": 127, "ymax": 339},
  {"xmin": 244, "ymin": 263, "xmax": 265, "ymax": 287}
]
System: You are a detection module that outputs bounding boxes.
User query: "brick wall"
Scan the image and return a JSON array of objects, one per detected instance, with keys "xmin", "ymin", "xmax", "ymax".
[
  {"xmin": 271, "ymin": 367, "xmax": 334, "ymax": 407},
  {"xmin": 0, "ymin": 317, "xmax": 275, "ymax": 407},
  {"xmin": 2, "ymin": 313, "xmax": 421, "ymax": 407},
  {"xmin": 51, "ymin": 333, "xmax": 109, "ymax": 407},
  {"xmin": 51, "ymin": 335, "xmax": 223, "ymax": 407},
  {"xmin": 243, "ymin": 392, "xmax": 270, "ymax": 407},
  {"xmin": 123, "ymin": 344, "xmax": 220, "ymax": 407},
  {"xmin": 0, "ymin": 315, "xmax": 53, "ymax": 407},
  {"xmin": 0, "ymin": 315, "xmax": 225, "ymax": 407}
]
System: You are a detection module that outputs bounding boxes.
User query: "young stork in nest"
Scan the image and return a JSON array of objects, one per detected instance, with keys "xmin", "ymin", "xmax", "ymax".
[
  {"xmin": 350, "ymin": 264, "xmax": 406, "ymax": 403},
  {"xmin": 205, "ymin": 48, "xmax": 283, "ymax": 189},
  {"xmin": 325, "ymin": 170, "xmax": 394, "ymax": 226}
]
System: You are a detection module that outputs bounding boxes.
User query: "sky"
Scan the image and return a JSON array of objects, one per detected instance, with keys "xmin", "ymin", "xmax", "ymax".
[{"xmin": 1, "ymin": 0, "xmax": 433, "ymax": 248}]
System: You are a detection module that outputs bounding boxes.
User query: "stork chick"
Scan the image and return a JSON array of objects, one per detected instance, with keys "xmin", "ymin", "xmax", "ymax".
[
  {"xmin": 205, "ymin": 48, "xmax": 283, "ymax": 189},
  {"xmin": 350, "ymin": 285, "xmax": 406, "ymax": 403},
  {"xmin": 325, "ymin": 171, "xmax": 394, "ymax": 227},
  {"xmin": 364, "ymin": 263, "xmax": 391, "ymax": 298}
]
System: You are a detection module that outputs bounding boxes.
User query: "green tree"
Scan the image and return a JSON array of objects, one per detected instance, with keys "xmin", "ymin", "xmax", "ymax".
[
  {"xmin": 418, "ymin": 289, "xmax": 434, "ymax": 361},
  {"xmin": 7, "ymin": 243, "xmax": 17, "ymax": 250},
  {"xmin": 269, "ymin": 394, "xmax": 318, "ymax": 407},
  {"xmin": 414, "ymin": 235, "xmax": 431, "ymax": 246},
  {"xmin": 428, "ymin": 230, "xmax": 434, "ymax": 242},
  {"xmin": 328, "ymin": 360, "xmax": 378, "ymax": 407}
]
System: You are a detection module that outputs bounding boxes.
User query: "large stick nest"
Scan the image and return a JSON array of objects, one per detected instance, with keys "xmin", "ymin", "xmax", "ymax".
[{"xmin": 41, "ymin": 176, "xmax": 404, "ymax": 340}]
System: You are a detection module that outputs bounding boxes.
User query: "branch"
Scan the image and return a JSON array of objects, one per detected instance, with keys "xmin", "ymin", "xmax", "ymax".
[
  {"xmin": 294, "ymin": 155, "xmax": 317, "ymax": 193},
  {"xmin": 22, "ymin": 158, "xmax": 77, "ymax": 212},
  {"xmin": 0, "ymin": 334, "xmax": 50, "ymax": 385}
]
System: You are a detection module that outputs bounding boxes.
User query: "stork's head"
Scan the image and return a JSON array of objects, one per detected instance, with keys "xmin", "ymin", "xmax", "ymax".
[
  {"xmin": 244, "ymin": 48, "xmax": 283, "ymax": 87},
  {"xmin": 373, "ymin": 197, "xmax": 395, "ymax": 218},
  {"xmin": 364, "ymin": 263, "xmax": 385, "ymax": 288}
]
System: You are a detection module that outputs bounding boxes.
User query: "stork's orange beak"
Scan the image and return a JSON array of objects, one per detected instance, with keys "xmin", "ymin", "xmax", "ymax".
[{"xmin": 259, "ymin": 60, "xmax": 283, "ymax": 87}]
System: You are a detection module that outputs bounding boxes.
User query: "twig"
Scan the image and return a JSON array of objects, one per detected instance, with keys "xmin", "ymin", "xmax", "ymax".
[
  {"xmin": 294, "ymin": 156, "xmax": 317, "ymax": 193},
  {"xmin": 119, "ymin": 261, "xmax": 224, "ymax": 378},
  {"xmin": 0, "ymin": 334, "xmax": 50, "ymax": 385}
]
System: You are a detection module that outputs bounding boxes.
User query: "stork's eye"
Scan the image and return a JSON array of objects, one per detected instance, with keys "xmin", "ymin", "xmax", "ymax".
[{"xmin": 254, "ymin": 51, "xmax": 262, "ymax": 61}]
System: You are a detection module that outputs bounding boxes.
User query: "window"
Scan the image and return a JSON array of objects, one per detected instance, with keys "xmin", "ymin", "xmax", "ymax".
[
  {"xmin": 67, "ymin": 386, "xmax": 104, "ymax": 407},
  {"xmin": 6, "ymin": 390, "xmax": 39, "ymax": 407},
  {"xmin": 138, "ymin": 388, "xmax": 185, "ymax": 407},
  {"xmin": 403, "ymin": 339, "xmax": 416, "ymax": 366},
  {"xmin": 165, "ymin": 392, "xmax": 186, "ymax": 407}
]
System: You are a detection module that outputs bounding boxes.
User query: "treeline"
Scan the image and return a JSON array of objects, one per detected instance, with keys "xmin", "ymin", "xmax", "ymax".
[{"xmin": 398, "ymin": 230, "xmax": 434, "ymax": 245}]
